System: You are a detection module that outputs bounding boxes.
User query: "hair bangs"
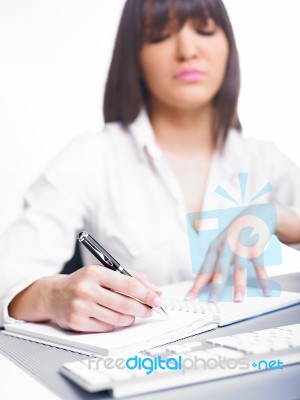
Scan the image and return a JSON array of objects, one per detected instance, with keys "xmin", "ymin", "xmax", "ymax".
[{"xmin": 143, "ymin": 0, "xmax": 226, "ymax": 42}]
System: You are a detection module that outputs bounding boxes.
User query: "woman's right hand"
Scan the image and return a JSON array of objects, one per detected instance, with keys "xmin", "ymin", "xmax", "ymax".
[
  {"xmin": 51, "ymin": 265, "xmax": 163, "ymax": 332},
  {"xmin": 8, "ymin": 265, "xmax": 163, "ymax": 333}
]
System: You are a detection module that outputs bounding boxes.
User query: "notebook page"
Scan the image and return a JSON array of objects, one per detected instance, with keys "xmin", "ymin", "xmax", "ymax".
[
  {"xmin": 217, "ymin": 290, "xmax": 300, "ymax": 326},
  {"xmin": 157, "ymin": 280, "xmax": 300, "ymax": 326},
  {"xmin": 4, "ymin": 294, "xmax": 213, "ymax": 356}
]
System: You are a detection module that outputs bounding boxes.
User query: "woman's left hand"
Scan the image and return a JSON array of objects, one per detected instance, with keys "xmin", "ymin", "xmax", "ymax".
[{"xmin": 185, "ymin": 204, "xmax": 276, "ymax": 302}]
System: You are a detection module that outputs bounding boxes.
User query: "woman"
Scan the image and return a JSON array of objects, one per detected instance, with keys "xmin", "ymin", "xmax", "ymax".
[{"xmin": 1, "ymin": 0, "xmax": 300, "ymax": 332}]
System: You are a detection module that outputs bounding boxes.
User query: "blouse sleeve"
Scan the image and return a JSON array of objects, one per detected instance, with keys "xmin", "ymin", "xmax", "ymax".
[{"xmin": 0, "ymin": 132, "xmax": 104, "ymax": 327}]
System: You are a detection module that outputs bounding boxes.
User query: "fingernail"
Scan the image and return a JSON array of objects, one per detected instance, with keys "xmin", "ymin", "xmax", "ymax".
[
  {"xmin": 234, "ymin": 291, "xmax": 244, "ymax": 302},
  {"xmin": 153, "ymin": 296, "xmax": 162, "ymax": 307},
  {"xmin": 185, "ymin": 291, "xmax": 197, "ymax": 300}
]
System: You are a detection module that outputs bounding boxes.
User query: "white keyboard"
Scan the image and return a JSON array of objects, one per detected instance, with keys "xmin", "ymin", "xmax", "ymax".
[{"xmin": 60, "ymin": 323, "xmax": 300, "ymax": 398}]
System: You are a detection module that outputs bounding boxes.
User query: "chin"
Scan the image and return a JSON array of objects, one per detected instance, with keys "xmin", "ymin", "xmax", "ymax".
[
  {"xmin": 170, "ymin": 98, "xmax": 212, "ymax": 111},
  {"xmin": 169, "ymin": 90, "xmax": 213, "ymax": 108}
]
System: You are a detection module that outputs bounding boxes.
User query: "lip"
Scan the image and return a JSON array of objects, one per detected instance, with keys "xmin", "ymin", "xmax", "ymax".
[{"xmin": 174, "ymin": 68, "xmax": 206, "ymax": 82}]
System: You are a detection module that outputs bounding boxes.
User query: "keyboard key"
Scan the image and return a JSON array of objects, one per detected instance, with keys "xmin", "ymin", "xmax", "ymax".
[
  {"xmin": 290, "ymin": 338, "xmax": 300, "ymax": 348},
  {"xmin": 184, "ymin": 351, "xmax": 215, "ymax": 361},
  {"xmin": 267, "ymin": 330, "xmax": 293, "ymax": 338},
  {"xmin": 143, "ymin": 347, "xmax": 167, "ymax": 356},
  {"xmin": 252, "ymin": 329, "xmax": 281, "ymax": 336},
  {"xmin": 269, "ymin": 342, "xmax": 290, "ymax": 351},
  {"xmin": 277, "ymin": 324, "xmax": 300, "ymax": 333},
  {"xmin": 206, "ymin": 337, "xmax": 239, "ymax": 348},
  {"xmin": 165, "ymin": 344, "xmax": 191, "ymax": 354},
  {"xmin": 206, "ymin": 347, "xmax": 244, "ymax": 358},
  {"xmin": 235, "ymin": 344, "xmax": 272, "ymax": 354},
  {"xmin": 182, "ymin": 341, "xmax": 203, "ymax": 351},
  {"xmin": 232, "ymin": 333, "xmax": 255, "ymax": 340}
]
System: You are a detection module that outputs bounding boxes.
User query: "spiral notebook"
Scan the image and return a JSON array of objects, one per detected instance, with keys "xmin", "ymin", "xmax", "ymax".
[{"xmin": 3, "ymin": 280, "xmax": 300, "ymax": 356}]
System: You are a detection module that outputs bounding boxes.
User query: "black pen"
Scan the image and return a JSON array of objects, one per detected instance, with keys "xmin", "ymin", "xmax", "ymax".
[{"xmin": 78, "ymin": 231, "xmax": 168, "ymax": 318}]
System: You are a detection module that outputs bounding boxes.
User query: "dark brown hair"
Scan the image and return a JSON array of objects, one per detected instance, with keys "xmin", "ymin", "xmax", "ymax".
[{"xmin": 104, "ymin": 0, "xmax": 242, "ymax": 145}]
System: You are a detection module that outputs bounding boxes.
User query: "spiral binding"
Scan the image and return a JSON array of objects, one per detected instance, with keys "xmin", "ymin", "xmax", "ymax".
[{"xmin": 161, "ymin": 297, "xmax": 220, "ymax": 314}]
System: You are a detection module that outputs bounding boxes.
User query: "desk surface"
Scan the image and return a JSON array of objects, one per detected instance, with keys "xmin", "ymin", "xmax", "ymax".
[
  {"xmin": 1, "ymin": 272, "xmax": 300, "ymax": 400},
  {"xmin": 0, "ymin": 353, "xmax": 61, "ymax": 400}
]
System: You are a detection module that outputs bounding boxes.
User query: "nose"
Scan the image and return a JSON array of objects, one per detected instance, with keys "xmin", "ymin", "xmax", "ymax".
[{"xmin": 175, "ymin": 23, "xmax": 199, "ymax": 61}]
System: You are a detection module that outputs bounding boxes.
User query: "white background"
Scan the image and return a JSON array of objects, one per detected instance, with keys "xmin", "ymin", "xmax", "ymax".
[{"xmin": 0, "ymin": 0, "xmax": 299, "ymax": 233}]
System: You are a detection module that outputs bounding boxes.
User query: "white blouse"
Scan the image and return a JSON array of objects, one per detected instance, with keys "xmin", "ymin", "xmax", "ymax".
[{"xmin": 1, "ymin": 107, "xmax": 300, "ymax": 326}]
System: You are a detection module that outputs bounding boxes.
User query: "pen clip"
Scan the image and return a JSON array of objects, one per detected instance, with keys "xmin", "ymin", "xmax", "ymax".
[
  {"xmin": 78, "ymin": 231, "xmax": 116, "ymax": 270},
  {"xmin": 86, "ymin": 241, "xmax": 115, "ymax": 269},
  {"xmin": 96, "ymin": 250, "xmax": 114, "ymax": 268}
]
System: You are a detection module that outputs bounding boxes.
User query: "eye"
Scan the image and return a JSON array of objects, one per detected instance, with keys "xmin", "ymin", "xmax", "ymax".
[
  {"xmin": 197, "ymin": 29, "xmax": 216, "ymax": 36},
  {"xmin": 149, "ymin": 33, "xmax": 171, "ymax": 44},
  {"xmin": 195, "ymin": 18, "xmax": 217, "ymax": 36},
  {"xmin": 147, "ymin": 20, "xmax": 176, "ymax": 44}
]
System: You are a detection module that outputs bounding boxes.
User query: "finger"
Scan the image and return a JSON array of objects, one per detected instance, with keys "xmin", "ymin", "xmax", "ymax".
[
  {"xmin": 208, "ymin": 245, "xmax": 232, "ymax": 302},
  {"xmin": 90, "ymin": 302, "xmax": 138, "ymax": 327},
  {"xmin": 96, "ymin": 268, "xmax": 162, "ymax": 308},
  {"xmin": 208, "ymin": 272, "xmax": 224, "ymax": 302},
  {"xmin": 200, "ymin": 245, "xmax": 219, "ymax": 275},
  {"xmin": 64, "ymin": 317, "xmax": 115, "ymax": 333},
  {"xmin": 95, "ymin": 286, "xmax": 153, "ymax": 318},
  {"xmin": 233, "ymin": 263, "xmax": 247, "ymax": 302},
  {"xmin": 185, "ymin": 245, "xmax": 219, "ymax": 299},
  {"xmin": 253, "ymin": 262, "xmax": 272, "ymax": 297},
  {"xmin": 128, "ymin": 269, "xmax": 162, "ymax": 295},
  {"xmin": 85, "ymin": 318, "xmax": 115, "ymax": 333},
  {"xmin": 185, "ymin": 273, "xmax": 213, "ymax": 300},
  {"xmin": 139, "ymin": 280, "xmax": 163, "ymax": 295}
]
